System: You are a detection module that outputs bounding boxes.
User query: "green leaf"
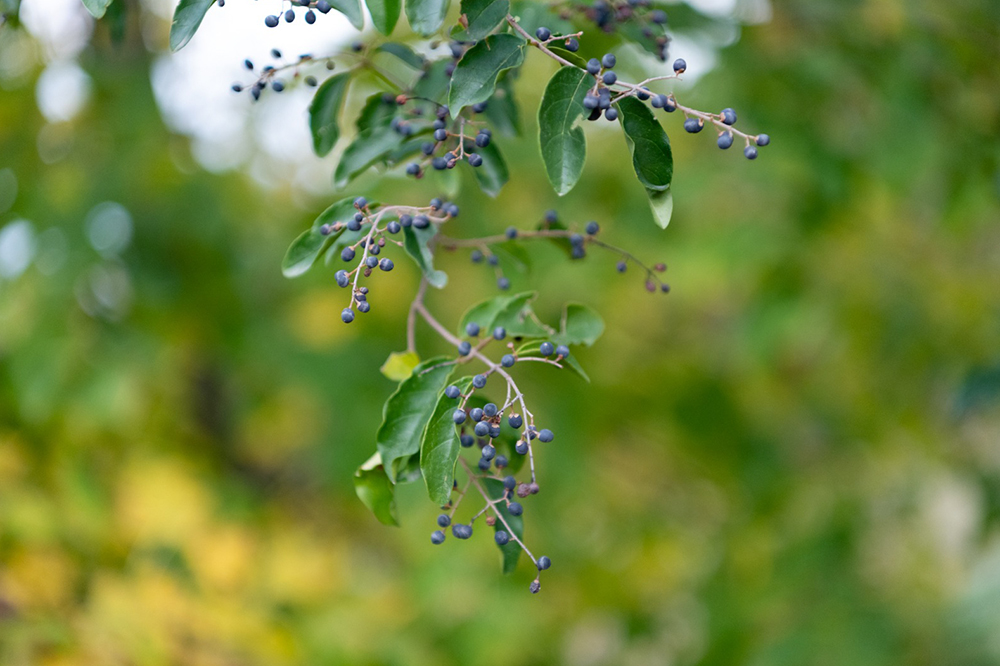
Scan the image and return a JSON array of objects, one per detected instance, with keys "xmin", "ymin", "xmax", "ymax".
[
  {"xmin": 281, "ymin": 197, "xmax": 357, "ymax": 277},
  {"xmin": 169, "ymin": 0, "xmax": 214, "ymax": 51},
  {"xmin": 458, "ymin": 293, "xmax": 518, "ymax": 335},
  {"xmin": 538, "ymin": 67, "xmax": 590, "ymax": 196},
  {"xmin": 380, "ymin": 350, "xmax": 421, "ymax": 381},
  {"xmin": 615, "ymin": 96, "xmax": 673, "ymax": 191},
  {"xmin": 554, "ymin": 303, "xmax": 604, "ymax": 346},
  {"xmin": 471, "ymin": 141, "xmax": 509, "ymax": 197},
  {"xmin": 420, "ymin": 377, "xmax": 471, "ymax": 505},
  {"xmin": 82, "ymin": 0, "xmax": 113, "ymax": 19},
  {"xmin": 309, "ymin": 72, "xmax": 351, "ymax": 157},
  {"xmin": 647, "ymin": 185, "xmax": 673, "ymax": 229},
  {"xmin": 449, "ymin": 34, "xmax": 526, "ymax": 117},
  {"xmin": 328, "ymin": 0, "xmax": 364, "ymax": 28},
  {"xmin": 334, "ymin": 125, "xmax": 405, "ymax": 188},
  {"xmin": 493, "ymin": 292, "xmax": 550, "ymax": 337},
  {"xmin": 483, "ymin": 75, "xmax": 521, "ymax": 137},
  {"xmin": 406, "ymin": 0, "xmax": 449, "ymax": 35},
  {"xmin": 376, "ymin": 42, "xmax": 426, "ymax": 70},
  {"xmin": 356, "ymin": 92, "xmax": 398, "ymax": 133},
  {"xmin": 560, "ymin": 354, "xmax": 591, "ymax": 382},
  {"xmin": 491, "ymin": 240, "xmax": 530, "ymax": 273},
  {"xmin": 403, "ymin": 226, "xmax": 448, "ymax": 288},
  {"xmin": 376, "ymin": 357, "xmax": 455, "ymax": 482},
  {"xmin": 366, "ymin": 0, "xmax": 400, "ymax": 33},
  {"xmin": 459, "ymin": 0, "xmax": 508, "ymax": 39},
  {"xmin": 413, "ymin": 59, "xmax": 454, "ymax": 104},
  {"xmin": 548, "ymin": 46, "xmax": 588, "ymax": 69},
  {"xmin": 508, "ymin": 0, "xmax": 572, "ymax": 34},
  {"xmin": 516, "ymin": 338, "xmax": 590, "ymax": 382},
  {"xmin": 483, "ymin": 478, "xmax": 523, "ymax": 573},
  {"xmin": 354, "ymin": 452, "xmax": 399, "ymax": 526}
]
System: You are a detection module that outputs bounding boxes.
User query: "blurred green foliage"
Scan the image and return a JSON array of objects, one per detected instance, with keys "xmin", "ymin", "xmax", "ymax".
[{"xmin": 1, "ymin": 1, "xmax": 1000, "ymax": 665}]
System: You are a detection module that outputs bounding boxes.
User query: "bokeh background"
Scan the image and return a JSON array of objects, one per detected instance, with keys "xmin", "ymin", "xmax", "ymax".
[{"xmin": 2, "ymin": 0, "xmax": 1000, "ymax": 664}]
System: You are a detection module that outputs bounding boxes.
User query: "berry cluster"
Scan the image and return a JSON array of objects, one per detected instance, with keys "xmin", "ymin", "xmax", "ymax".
[
  {"xmin": 263, "ymin": 0, "xmax": 335, "ymax": 28},
  {"xmin": 556, "ymin": 0, "xmax": 669, "ymax": 61},
  {"xmin": 230, "ymin": 49, "xmax": 333, "ymax": 100},
  {"xmin": 405, "ymin": 106, "xmax": 496, "ymax": 177}
]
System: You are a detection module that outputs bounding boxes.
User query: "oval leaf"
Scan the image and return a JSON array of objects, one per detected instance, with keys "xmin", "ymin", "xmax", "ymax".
[
  {"xmin": 483, "ymin": 478, "xmax": 523, "ymax": 573},
  {"xmin": 281, "ymin": 197, "xmax": 358, "ymax": 277},
  {"xmin": 328, "ymin": 0, "xmax": 364, "ymax": 28},
  {"xmin": 406, "ymin": 0, "xmax": 450, "ymax": 35},
  {"xmin": 555, "ymin": 303, "xmax": 604, "ymax": 346},
  {"xmin": 82, "ymin": 0, "xmax": 113, "ymax": 19},
  {"xmin": 354, "ymin": 452, "xmax": 400, "ymax": 526},
  {"xmin": 309, "ymin": 72, "xmax": 352, "ymax": 157},
  {"xmin": 448, "ymin": 33, "xmax": 526, "ymax": 117},
  {"xmin": 459, "ymin": 0, "xmax": 508, "ymax": 39},
  {"xmin": 169, "ymin": 0, "xmax": 214, "ymax": 51},
  {"xmin": 403, "ymin": 226, "xmax": 448, "ymax": 288},
  {"xmin": 380, "ymin": 350, "xmax": 421, "ymax": 381},
  {"xmin": 615, "ymin": 96, "xmax": 673, "ymax": 191},
  {"xmin": 647, "ymin": 185, "xmax": 673, "ymax": 229},
  {"xmin": 471, "ymin": 140, "xmax": 509, "ymax": 197},
  {"xmin": 366, "ymin": 0, "xmax": 400, "ymax": 34},
  {"xmin": 334, "ymin": 125, "xmax": 405, "ymax": 188},
  {"xmin": 420, "ymin": 377, "xmax": 472, "ymax": 505},
  {"xmin": 538, "ymin": 67, "xmax": 590, "ymax": 196},
  {"xmin": 376, "ymin": 357, "xmax": 455, "ymax": 482}
]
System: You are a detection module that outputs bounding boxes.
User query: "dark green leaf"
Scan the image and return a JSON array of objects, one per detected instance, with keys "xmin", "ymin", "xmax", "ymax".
[
  {"xmin": 329, "ymin": 0, "xmax": 364, "ymax": 28},
  {"xmin": 354, "ymin": 452, "xmax": 399, "ymax": 526},
  {"xmin": 471, "ymin": 140, "xmax": 509, "ymax": 197},
  {"xmin": 309, "ymin": 72, "xmax": 351, "ymax": 157},
  {"xmin": 376, "ymin": 357, "xmax": 455, "ymax": 482},
  {"xmin": 281, "ymin": 197, "xmax": 357, "ymax": 277},
  {"xmin": 538, "ymin": 67, "xmax": 590, "ymax": 196},
  {"xmin": 560, "ymin": 354, "xmax": 591, "ymax": 382},
  {"xmin": 356, "ymin": 92, "xmax": 398, "ymax": 133},
  {"xmin": 366, "ymin": 0, "xmax": 400, "ymax": 33},
  {"xmin": 554, "ymin": 303, "xmax": 604, "ymax": 346},
  {"xmin": 458, "ymin": 293, "xmax": 519, "ymax": 335},
  {"xmin": 420, "ymin": 377, "xmax": 471, "ymax": 504},
  {"xmin": 548, "ymin": 46, "xmax": 588, "ymax": 69},
  {"xmin": 413, "ymin": 59, "xmax": 454, "ymax": 104},
  {"xmin": 483, "ymin": 74, "xmax": 521, "ymax": 137},
  {"xmin": 449, "ymin": 34, "xmax": 526, "ymax": 117},
  {"xmin": 376, "ymin": 42, "xmax": 426, "ymax": 70},
  {"xmin": 483, "ymin": 478, "xmax": 523, "ymax": 573},
  {"xmin": 403, "ymin": 225, "xmax": 448, "ymax": 288},
  {"xmin": 615, "ymin": 96, "xmax": 673, "ymax": 191},
  {"xmin": 508, "ymin": 0, "xmax": 572, "ymax": 34},
  {"xmin": 493, "ymin": 292, "xmax": 551, "ymax": 337},
  {"xmin": 169, "ymin": 0, "xmax": 214, "ymax": 52},
  {"xmin": 334, "ymin": 125, "xmax": 405, "ymax": 188},
  {"xmin": 459, "ymin": 0, "xmax": 508, "ymax": 39},
  {"xmin": 82, "ymin": 0, "xmax": 113, "ymax": 19},
  {"xmin": 647, "ymin": 185, "xmax": 673, "ymax": 229},
  {"xmin": 406, "ymin": 0, "xmax": 449, "ymax": 35}
]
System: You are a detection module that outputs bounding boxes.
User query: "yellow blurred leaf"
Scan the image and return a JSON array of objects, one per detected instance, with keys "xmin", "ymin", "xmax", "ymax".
[{"xmin": 379, "ymin": 350, "xmax": 420, "ymax": 382}]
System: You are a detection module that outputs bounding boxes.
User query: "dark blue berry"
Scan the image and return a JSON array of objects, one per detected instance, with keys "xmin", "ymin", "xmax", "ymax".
[
  {"xmin": 468, "ymin": 153, "xmax": 483, "ymax": 167},
  {"xmin": 469, "ymin": 407, "xmax": 484, "ymax": 422},
  {"xmin": 756, "ymin": 134, "xmax": 770, "ymax": 146},
  {"xmin": 466, "ymin": 322, "xmax": 480, "ymax": 337},
  {"xmin": 495, "ymin": 530, "xmax": 510, "ymax": 545},
  {"xmin": 471, "ymin": 250, "xmax": 483, "ymax": 263},
  {"xmin": 540, "ymin": 342, "xmax": 555, "ymax": 356},
  {"xmin": 474, "ymin": 421, "xmax": 490, "ymax": 437},
  {"xmin": 545, "ymin": 210, "xmax": 558, "ymax": 223},
  {"xmin": 744, "ymin": 146, "xmax": 758, "ymax": 160},
  {"xmin": 501, "ymin": 354, "xmax": 515, "ymax": 368},
  {"xmin": 354, "ymin": 196, "xmax": 368, "ymax": 209},
  {"xmin": 431, "ymin": 530, "xmax": 445, "ymax": 544},
  {"xmin": 305, "ymin": 76, "xmax": 317, "ymax": 87},
  {"xmin": 537, "ymin": 555, "xmax": 551, "ymax": 570},
  {"xmin": 652, "ymin": 94, "xmax": 667, "ymax": 109},
  {"xmin": 664, "ymin": 97, "xmax": 677, "ymax": 112},
  {"xmin": 586, "ymin": 58, "xmax": 601, "ymax": 75},
  {"xmin": 317, "ymin": 0, "xmax": 331, "ymax": 12},
  {"xmin": 422, "ymin": 142, "xmax": 435, "ymax": 155},
  {"xmin": 445, "ymin": 385, "xmax": 461, "ymax": 399},
  {"xmin": 503, "ymin": 475, "xmax": 517, "ymax": 490},
  {"xmin": 583, "ymin": 95, "xmax": 599, "ymax": 110},
  {"xmin": 601, "ymin": 53, "xmax": 616, "ymax": 68},
  {"xmin": 446, "ymin": 203, "xmax": 459, "ymax": 217},
  {"xmin": 617, "ymin": 260, "xmax": 627, "ymax": 272},
  {"xmin": 265, "ymin": 14, "xmax": 279, "ymax": 26},
  {"xmin": 684, "ymin": 117, "xmax": 703, "ymax": 133},
  {"xmin": 305, "ymin": 9, "xmax": 316, "ymax": 23},
  {"xmin": 555, "ymin": 344, "xmax": 570, "ymax": 358},
  {"xmin": 530, "ymin": 580, "xmax": 541, "ymax": 593},
  {"xmin": 358, "ymin": 301, "xmax": 371, "ymax": 313},
  {"xmin": 586, "ymin": 221, "xmax": 599, "ymax": 235},
  {"xmin": 497, "ymin": 277, "xmax": 510, "ymax": 290},
  {"xmin": 458, "ymin": 341, "xmax": 472, "ymax": 356},
  {"xmin": 341, "ymin": 247, "xmax": 356, "ymax": 262},
  {"xmin": 602, "ymin": 71, "xmax": 617, "ymax": 85},
  {"xmin": 489, "ymin": 425, "xmax": 501, "ymax": 439},
  {"xmin": 471, "ymin": 101, "xmax": 487, "ymax": 113},
  {"xmin": 231, "ymin": 84, "xmax": 243, "ymax": 92},
  {"xmin": 406, "ymin": 163, "xmax": 420, "ymax": 176},
  {"xmin": 538, "ymin": 428, "xmax": 554, "ymax": 442},
  {"xmin": 335, "ymin": 270, "xmax": 349, "ymax": 287},
  {"xmin": 473, "ymin": 374, "xmax": 487, "ymax": 389},
  {"xmin": 505, "ymin": 226, "xmax": 518, "ymax": 240},
  {"xmin": 433, "ymin": 128, "xmax": 447, "ymax": 142},
  {"xmin": 508, "ymin": 414, "xmax": 522, "ymax": 429},
  {"xmin": 565, "ymin": 37, "xmax": 579, "ymax": 51},
  {"xmin": 721, "ymin": 107, "xmax": 737, "ymax": 125},
  {"xmin": 284, "ymin": 8, "xmax": 295, "ymax": 21},
  {"xmin": 494, "ymin": 455, "xmax": 507, "ymax": 468},
  {"xmin": 341, "ymin": 308, "xmax": 355, "ymax": 323},
  {"xmin": 478, "ymin": 457, "xmax": 491, "ymax": 471},
  {"xmin": 414, "ymin": 215, "xmax": 430, "ymax": 228},
  {"xmin": 475, "ymin": 132, "xmax": 490, "ymax": 148},
  {"xmin": 453, "ymin": 409, "xmax": 467, "ymax": 424},
  {"xmin": 437, "ymin": 514, "xmax": 451, "ymax": 527},
  {"xmin": 535, "ymin": 26, "xmax": 551, "ymax": 41},
  {"xmin": 717, "ymin": 132, "xmax": 734, "ymax": 149},
  {"xmin": 508, "ymin": 502, "xmax": 523, "ymax": 516},
  {"xmin": 347, "ymin": 218, "xmax": 361, "ymax": 232},
  {"xmin": 481, "ymin": 444, "xmax": 496, "ymax": 460},
  {"xmin": 399, "ymin": 214, "xmax": 413, "ymax": 227},
  {"xmin": 651, "ymin": 9, "xmax": 667, "ymax": 23},
  {"xmin": 387, "ymin": 220, "xmax": 401, "ymax": 234},
  {"xmin": 433, "ymin": 119, "xmax": 446, "ymax": 130},
  {"xmin": 271, "ymin": 80, "xmax": 285, "ymax": 92},
  {"xmin": 673, "ymin": 58, "xmax": 686, "ymax": 73},
  {"xmin": 452, "ymin": 524, "xmax": 472, "ymax": 539},
  {"xmin": 515, "ymin": 439, "xmax": 528, "ymax": 454},
  {"xmin": 605, "ymin": 108, "xmax": 618, "ymax": 121},
  {"xmin": 460, "ymin": 434, "xmax": 474, "ymax": 447},
  {"xmin": 483, "ymin": 402, "xmax": 498, "ymax": 417},
  {"xmin": 493, "ymin": 327, "xmax": 506, "ymax": 340},
  {"xmin": 366, "ymin": 256, "xmax": 378, "ymax": 268}
]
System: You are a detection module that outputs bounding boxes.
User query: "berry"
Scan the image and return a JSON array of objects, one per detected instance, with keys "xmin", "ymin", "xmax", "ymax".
[
  {"xmin": 545, "ymin": 210, "xmax": 558, "ymax": 223},
  {"xmin": 565, "ymin": 37, "xmax": 579, "ymax": 52},
  {"xmin": 583, "ymin": 95, "xmax": 600, "ymax": 110},
  {"xmin": 617, "ymin": 260, "xmax": 627, "ymax": 272},
  {"xmin": 471, "ymin": 250, "xmax": 483, "ymax": 263},
  {"xmin": 495, "ymin": 530, "xmax": 510, "ymax": 545},
  {"xmin": 601, "ymin": 53, "xmax": 616, "ymax": 68},
  {"xmin": 508, "ymin": 502, "xmax": 523, "ymax": 516},
  {"xmin": 586, "ymin": 58, "xmax": 601, "ymax": 75},
  {"xmin": 473, "ymin": 374, "xmax": 487, "ymax": 388},
  {"xmin": 756, "ymin": 134, "xmax": 770, "ymax": 146},
  {"xmin": 231, "ymin": 84, "xmax": 243, "ymax": 92},
  {"xmin": 529, "ymin": 482, "xmax": 540, "ymax": 494},
  {"xmin": 406, "ymin": 163, "xmax": 420, "ymax": 176},
  {"xmin": 460, "ymin": 434, "xmax": 474, "ymax": 447},
  {"xmin": 414, "ymin": 215, "xmax": 430, "ymax": 228},
  {"xmin": 437, "ymin": 514, "xmax": 451, "ymax": 527},
  {"xmin": 684, "ymin": 117, "xmax": 703, "ymax": 133},
  {"xmin": 399, "ymin": 214, "xmax": 413, "ymax": 227},
  {"xmin": 651, "ymin": 94, "xmax": 666, "ymax": 108},
  {"xmin": 586, "ymin": 221, "xmax": 599, "ymax": 235},
  {"xmin": 347, "ymin": 217, "xmax": 361, "ymax": 232},
  {"xmin": 431, "ymin": 530, "xmax": 445, "ymax": 544},
  {"xmin": 387, "ymin": 220, "xmax": 401, "ymax": 234},
  {"xmin": 501, "ymin": 354, "xmax": 515, "ymax": 368},
  {"xmin": 516, "ymin": 483, "xmax": 530, "ymax": 498},
  {"xmin": 535, "ymin": 26, "xmax": 551, "ymax": 41},
  {"xmin": 341, "ymin": 308, "xmax": 355, "ymax": 323},
  {"xmin": 475, "ymin": 421, "xmax": 490, "ymax": 437},
  {"xmin": 540, "ymin": 342, "xmax": 555, "ymax": 356},
  {"xmin": 483, "ymin": 402, "xmax": 498, "ymax": 417},
  {"xmin": 497, "ymin": 277, "xmax": 510, "ymax": 290},
  {"xmin": 445, "ymin": 385, "xmax": 461, "ymax": 399},
  {"xmin": 555, "ymin": 344, "xmax": 570, "ymax": 358},
  {"xmin": 503, "ymin": 475, "xmax": 517, "ymax": 490},
  {"xmin": 366, "ymin": 256, "xmax": 378, "ymax": 269},
  {"xmin": 468, "ymin": 153, "xmax": 483, "ymax": 167},
  {"xmin": 515, "ymin": 439, "xmax": 528, "ymax": 455},
  {"xmin": 537, "ymin": 556, "xmax": 551, "ymax": 570},
  {"xmin": 538, "ymin": 428, "xmax": 554, "ymax": 442},
  {"xmin": 717, "ymin": 132, "xmax": 734, "ymax": 149},
  {"xmin": 305, "ymin": 9, "xmax": 316, "ymax": 23},
  {"xmin": 478, "ymin": 457, "xmax": 491, "ymax": 471},
  {"xmin": 602, "ymin": 71, "xmax": 617, "ymax": 85},
  {"xmin": 481, "ymin": 444, "xmax": 496, "ymax": 460},
  {"xmin": 467, "ymin": 409, "xmax": 484, "ymax": 425},
  {"xmin": 317, "ymin": 0, "xmax": 331, "ymax": 12},
  {"xmin": 433, "ymin": 128, "xmax": 448, "ymax": 142},
  {"xmin": 341, "ymin": 247, "xmax": 356, "ymax": 262},
  {"xmin": 605, "ymin": 108, "xmax": 618, "ymax": 121},
  {"xmin": 466, "ymin": 322, "xmax": 480, "ymax": 337},
  {"xmin": 530, "ymin": 580, "xmax": 541, "ymax": 593},
  {"xmin": 271, "ymin": 80, "xmax": 285, "ymax": 92},
  {"xmin": 358, "ymin": 301, "xmax": 371, "ymax": 313},
  {"xmin": 265, "ymin": 14, "xmax": 279, "ymax": 26},
  {"xmin": 453, "ymin": 409, "xmax": 467, "ymax": 424},
  {"xmin": 333, "ymin": 270, "xmax": 348, "ymax": 287},
  {"xmin": 673, "ymin": 58, "xmax": 686, "ymax": 73},
  {"xmin": 354, "ymin": 196, "xmax": 368, "ymax": 209},
  {"xmin": 284, "ymin": 8, "xmax": 295, "ymax": 22},
  {"xmin": 508, "ymin": 414, "xmax": 522, "ymax": 429},
  {"xmin": 505, "ymin": 226, "xmax": 518, "ymax": 240},
  {"xmin": 458, "ymin": 341, "xmax": 472, "ymax": 356},
  {"xmin": 471, "ymin": 101, "xmax": 487, "ymax": 113},
  {"xmin": 721, "ymin": 107, "xmax": 737, "ymax": 125},
  {"xmin": 744, "ymin": 146, "xmax": 758, "ymax": 160},
  {"xmin": 452, "ymin": 524, "xmax": 473, "ymax": 539},
  {"xmin": 651, "ymin": 9, "xmax": 667, "ymax": 23},
  {"xmin": 489, "ymin": 425, "xmax": 501, "ymax": 439},
  {"xmin": 664, "ymin": 97, "xmax": 677, "ymax": 112},
  {"xmin": 475, "ymin": 132, "xmax": 490, "ymax": 148},
  {"xmin": 304, "ymin": 76, "xmax": 317, "ymax": 87}
]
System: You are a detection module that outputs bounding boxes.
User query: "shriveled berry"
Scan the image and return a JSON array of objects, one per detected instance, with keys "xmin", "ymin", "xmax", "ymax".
[
  {"xmin": 516, "ymin": 483, "xmax": 530, "ymax": 498},
  {"xmin": 528, "ymin": 482, "xmax": 540, "ymax": 494},
  {"xmin": 530, "ymin": 580, "xmax": 541, "ymax": 593}
]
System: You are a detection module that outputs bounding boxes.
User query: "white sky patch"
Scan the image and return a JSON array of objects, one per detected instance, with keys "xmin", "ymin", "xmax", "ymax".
[
  {"xmin": 19, "ymin": 0, "xmax": 92, "ymax": 61},
  {"xmin": 35, "ymin": 60, "xmax": 92, "ymax": 123}
]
